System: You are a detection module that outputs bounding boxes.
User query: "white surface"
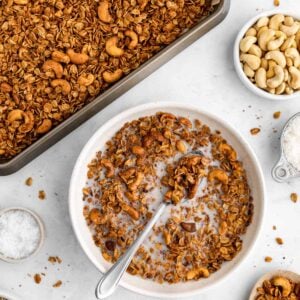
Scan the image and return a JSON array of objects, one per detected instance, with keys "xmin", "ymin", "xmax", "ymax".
[
  {"xmin": 233, "ymin": 9, "xmax": 300, "ymax": 101},
  {"xmin": 0, "ymin": 0, "xmax": 300, "ymax": 299},
  {"xmin": 69, "ymin": 102, "xmax": 265, "ymax": 298}
]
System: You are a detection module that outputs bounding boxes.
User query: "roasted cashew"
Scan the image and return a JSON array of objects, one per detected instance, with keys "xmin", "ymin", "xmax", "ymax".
[
  {"xmin": 258, "ymin": 29, "xmax": 275, "ymax": 51},
  {"xmin": 122, "ymin": 204, "xmax": 140, "ymax": 220},
  {"xmin": 239, "ymin": 36, "xmax": 257, "ymax": 53},
  {"xmin": 269, "ymin": 14, "xmax": 285, "ymax": 30},
  {"xmin": 245, "ymin": 27, "xmax": 257, "ymax": 37},
  {"xmin": 98, "ymin": 0, "xmax": 112, "ymax": 23},
  {"xmin": 51, "ymin": 50, "xmax": 70, "ymax": 64},
  {"xmin": 289, "ymin": 66, "xmax": 300, "ymax": 89},
  {"xmin": 256, "ymin": 16, "xmax": 269, "ymax": 28},
  {"xmin": 275, "ymin": 82, "xmax": 286, "ymax": 94},
  {"xmin": 51, "ymin": 79, "xmax": 71, "ymax": 95},
  {"xmin": 219, "ymin": 143, "xmax": 237, "ymax": 161},
  {"xmin": 42, "ymin": 60, "xmax": 63, "ymax": 78},
  {"xmin": 125, "ymin": 30, "xmax": 138, "ymax": 49},
  {"xmin": 7, "ymin": 109, "xmax": 24, "ymax": 123},
  {"xmin": 281, "ymin": 35, "xmax": 296, "ymax": 51},
  {"xmin": 67, "ymin": 49, "xmax": 89, "ymax": 64},
  {"xmin": 77, "ymin": 73, "xmax": 95, "ymax": 86},
  {"xmin": 265, "ymin": 50, "xmax": 287, "ymax": 68},
  {"xmin": 280, "ymin": 22, "xmax": 300, "ymax": 37},
  {"xmin": 131, "ymin": 145, "xmax": 145, "ymax": 156},
  {"xmin": 128, "ymin": 172, "xmax": 143, "ymax": 191},
  {"xmin": 101, "ymin": 159, "xmax": 114, "ymax": 178},
  {"xmin": 248, "ymin": 44, "xmax": 262, "ymax": 58},
  {"xmin": 240, "ymin": 54, "xmax": 261, "ymax": 70},
  {"xmin": 243, "ymin": 63, "xmax": 255, "ymax": 77},
  {"xmin": 36, "ymin": 119, "xmax": 52, "ymax": 134},
  {"xmin": 186, "ymin": 267, "xmax": 210, "ymax": 280},
  {"xmin": 7, "ymin": 110, "xmax": 34, "ymax": 133},
  {"xmin": 272, "ymin": 277, "xmax": 291, "ymax": 297},
  {"xmin": 208, "ymin": 169, "xmax": 228, "ymax": 185},
  {"xmin": 102, "ymin": 69, "xmax": 123, "ymax": 83},
  {"xmin": 285, "ymin": 47, "xmax": 300, "ymax": 67},
  {"xmin": 267, "ymin": 31, "xmax": 286, "ymax": 51},
  {"xmin": 267, "ymin": 65, "xmax": 284, "ymax": 88},
  {"xmin": 105, "ymin": 36, "xmax": 124, "ymax": 57},
  {"xmin": 0, "ymin": 82, "xmax": 12, "ymax": 93},
  {"xmin": 255, "ymin": 68, "xmax": 267, "ymax": 89}
]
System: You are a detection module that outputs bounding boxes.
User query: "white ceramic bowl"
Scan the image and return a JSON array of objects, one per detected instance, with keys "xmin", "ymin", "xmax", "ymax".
[
  {"xmin": 233, "ymin": 10, "xmax": 300, "ymax": 101},
  {"xmin": 69, "ymin": 102, "xmax": 266, "ymax": 298}
]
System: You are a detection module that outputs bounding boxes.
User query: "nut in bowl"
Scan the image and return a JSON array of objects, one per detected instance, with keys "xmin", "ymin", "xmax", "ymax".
[
  {"xmin": 234, "ymin": 11, "xmax": 300, "ymax": 100},
  {"xmin": 69, "ymin": 102, "xmax": 265, "ymax": 298}
]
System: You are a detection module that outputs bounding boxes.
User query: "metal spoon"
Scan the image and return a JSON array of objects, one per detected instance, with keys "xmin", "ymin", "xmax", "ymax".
[{"xmin": 95, "ymin": 150, "xmax": 203, "ymax": 299}]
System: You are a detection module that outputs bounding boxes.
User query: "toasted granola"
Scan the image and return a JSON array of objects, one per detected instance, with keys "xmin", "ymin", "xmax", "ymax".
[
  {"xmin": 82, "ymin": 112, "xmax": 253, "ymax": 283},
  {"xmin": 0, "ymin": 0, "xmax": 215, "ymax": 159}
]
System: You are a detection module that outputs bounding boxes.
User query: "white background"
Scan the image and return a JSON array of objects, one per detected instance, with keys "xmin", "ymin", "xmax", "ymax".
[{"xmin": 1, "ymin": 0, "xmax": 300, "ymax": 299}]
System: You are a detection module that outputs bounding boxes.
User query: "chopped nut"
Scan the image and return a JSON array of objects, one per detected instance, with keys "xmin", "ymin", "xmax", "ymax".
[
  {"xmin": 276, "ymin": 237, "xmax": 284, "ymax": 245},
  {"xmin": 274, "ymin": 0, "xmax": 280, "ymax": 6},
  {"xmin": 290, "ymin": 193, "xmax": 298, "ymax": 203},
  {"xmin": 264, "ymin": 256, "xmax": 272, "ymax": 262},
  {"xmin": 34, "ymin": 274, "xmax": 41, "ymax": 284},
  {"xmin": 250, "ymin": 128, "xmax": 261, "ymax": 135},
  {"xmin": 273, "ymin": 111, "xmax": 281, "ymax": 119},
  {"xmin": 52, "ymin": 280, "xmax": 62, "ymax": 288},
  {"xmin": 180, "ymin": 222, "xmax": 196, "ymax": 232},
  {"xmin": 25, "ymin": 177, "xmax": 33, "ymax": 186},
  {"xmin": 38, "ymin": 190, "xmax": 46, "ymax": 200}
]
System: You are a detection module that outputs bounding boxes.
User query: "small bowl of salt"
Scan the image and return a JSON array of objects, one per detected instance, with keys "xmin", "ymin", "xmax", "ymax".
[
  {"xmin": 0, "ymin": 207, "xmax": 44, "ymax": 263},
  {"xmin": 272, "ymin": 112, "xmax": 300, "ymax": 182}
]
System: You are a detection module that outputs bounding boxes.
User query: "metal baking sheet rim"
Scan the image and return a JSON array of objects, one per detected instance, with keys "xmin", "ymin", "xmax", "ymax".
[{"xmin": 0, "ymin": 0, "xmax": 230, "ymax": 176}]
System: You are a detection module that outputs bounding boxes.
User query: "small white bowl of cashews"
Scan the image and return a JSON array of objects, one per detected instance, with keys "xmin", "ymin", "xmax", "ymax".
[{"xmin": 234, "ymin": 10, "xmax": 300, "ymax": 100}]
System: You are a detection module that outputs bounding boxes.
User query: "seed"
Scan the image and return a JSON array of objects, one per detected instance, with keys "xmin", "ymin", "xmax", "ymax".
[
  {"xmin": 38, "ymin": 190, "xmax": 46, "ymax": 200},
  {"xmin": 290, "ymin": 193, "xmax": 298, "ymax": 203},
  {"xmin": 275, "ymin": 237, "xmax": 284, "ymax": 245},
  {"xmin": 264, "ymin": 256, "xmax": 272, "ymax": 262},
  {"xmin": 34, "ymin": 274, "xmax": 41, "ymax": 284},
  {"xmin": 250, "ymin": 128, "xmax": 261, "ymax": 135},
  {"xmin": 180, "ymin": 222, "xmax": 196, "ymax": 232},
  {"xmin": 273, "ymin": 0, "xmax": 280, "ymax": 6},
  {"xmin": 273, "ymin": 111, "xmax": 281, "ymax": 119},
  {"xmin": 25, "ymin": 177, "xmax": 33, "ymax": 186}
]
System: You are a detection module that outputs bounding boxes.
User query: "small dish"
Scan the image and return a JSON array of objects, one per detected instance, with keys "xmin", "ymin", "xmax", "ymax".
[
  {"xmin": 69, "ymin": 102, "xmax": 266, "ymax": 298},
  {"xmin": 249, "ymin": 270, "xmax": 300, "ymax": 300},
  {"xmin": 233, "ymin": 10, "xmax": 300, "ymax": 101},
  {"xmin": 0, "ymin": 207, "xmax": 44, "ymax": 263},
  {"xmin": 272, "ymin": 112, "xmax": 300, "ymax": 182}
]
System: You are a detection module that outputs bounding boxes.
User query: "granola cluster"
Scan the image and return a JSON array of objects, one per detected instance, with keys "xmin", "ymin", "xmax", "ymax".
[
  {"xmin": 0, "ymin": 0, "xmax": 214, "ymax": 159},
  {"xmin": 83, "ymin": 112, "xmax": 253, "ymax": 283},
  {"xmin": 256, "ymin": 276, "xmax": 300, "ymax": 300}
]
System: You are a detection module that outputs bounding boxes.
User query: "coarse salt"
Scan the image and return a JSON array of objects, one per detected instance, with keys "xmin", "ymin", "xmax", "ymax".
[
  {"xmin": 0, "ymin": 209, "xmax": 41, "ymax": 260},
  {"xmin": 283, "ymin": 115, "xmax": 300, "ymax": 171}
]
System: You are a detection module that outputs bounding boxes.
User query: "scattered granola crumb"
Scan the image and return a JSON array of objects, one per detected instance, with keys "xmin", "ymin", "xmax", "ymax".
[
  {"xmin": 38, "ymin": 190, "xmax": 46, "ymax": 200},
  {"xmin": 272, "ymin": 225, "xmax": 277, "ymax": 230},
  {"xmin": 276, "ymin": 237, "xmax": 284, "ymax": 245},
  {"xmin": 33, "ymin": 274, "xmax": 41, "ymax": 284},
  {"xmin": 25, "ymin": 177, "xmax": 33, "ymax": 186},
  {"xmin": 273, "ymin": 111, "xmax": 281, "ymax": 119},
  {"xmin": 264, "ymin": 256, "xmax": 272, "ymax": 262},
  {"xmin": 290, "ymin": 193, "xmax": 298, "ymax": 203},
  {"xmin": 274, "ymin": 0, "xmax": 280, "ymax": 6},
  {"xmin": 250, "ymin": 128, "xmax": 261, "ymax": 135},
  {"xmin": 48, "ymin": 256, "xmax": 62, "ymax": 264},
  {"xmin": 52, "ymin": 280, "xmax": 62, "ymax": 288}
]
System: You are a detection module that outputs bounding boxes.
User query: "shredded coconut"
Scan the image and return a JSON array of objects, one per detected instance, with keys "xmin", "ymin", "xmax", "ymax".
[
  {"xmin": 283, "ymin": 115, "xmax": 300, "ymax": 171},
  {"xmin": 0, "ymin": 210, "xmax": 41, "ymax": 260}
]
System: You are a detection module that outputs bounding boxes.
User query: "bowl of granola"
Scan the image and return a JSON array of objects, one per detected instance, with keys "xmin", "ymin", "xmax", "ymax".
[{"xmin": 69, "ymin": 102, "xmax": 265, "ymax": 298}]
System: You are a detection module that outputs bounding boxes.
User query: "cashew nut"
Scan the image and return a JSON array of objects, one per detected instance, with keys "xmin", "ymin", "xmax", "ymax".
[
  {"xmin": 0, "ymin": 82, "xmax": 12, "ymax": 93},
  {"xmin": 187, "ymin": 267, "xmax": 210, "ymax": 280},
  {"xmin": 255, "ymin": 68, "xmax": 267, "ymax": 89},
  {"xmin": 285, "ymin": 85, "xmax": 294, "ymax": 94},
  {"xmin": 256, "ymin": 16, "xmax": 269, "ymax": 28},
  {"xmin": 243, "ymin": 63, "xmax": 255, "ymax": 78},
  {"xmin": 267, "ymin": 65, "xmax": 284, "ymax": 88},
  {"xmin": 77, "ymin": 73, "xmax": 95, "ymax": 86},
  {"xmin": 280, "ymin": 22, "xmax": 300, "ymax": 37},
  {"xmin": 284, "ymin": 16, "xmax": 295, "ymax": 26},
  {"xmin": 51, "ymin": 50, "xmax": 70, "ymax": 64},
  {"xmin": 269, "ymin": 14, "xmax": 285, "ymax": 30},
  {"xmin": 67, "ymin": 49, "xmax": 89, "ymax": 64},
  {"xmin": 122, "ymin": 204, "xmax": 140, "ymax": 220},
  {"xmin": 7, "ymin": 109, "xmax": 24, "ymax": 123},
  {"xmin": 7, "ymin": 110, "xmax": 34, "ymax": 133},
  {"xmin": 267, "ymin": 31, "xmax": 286, "ymax": 50},
  {"xmin": 102, "ymin": 159, "xmax": 114, "ymax": 178},
  {"xmin": 98, "ymin": 0, "xmax": 113, "ymax": 23},
  {"xmin": 258, "ymin": 29, "xmax": 275, "ymax": 51},
  {"xmin": 266, "ymin": 60, "xmax": 277, "ymax": 78},
  {"xmin": 261, "ymin": 58, "xmax": 268, "ymax": 70},
  {"xmin": 208, "ymin": 169, "xmax": 228, "ymax": 185},
  {"xmin": 248, "ymin": 44, "xmax": 262, "ymax": 58},
  {"xmin": 245, "ymin": 27, "xmax": 257, "ymax": 37},
  {"xmin": 289, "ymin": 66, "xmax": 300, "ymax": 89},
  {"xmin": 105, "ymin": 36, "xmax": 124, "ymax": 57},
  {"xmin": 272, "ymin": 277, "xmax": 291, "ymax": 297},
  {"xmin": 285, "ymin": 47, "xmax": 300, "ymax": 67},
  {"xmin": 125, "ymin": 30, "xmax": 138, "ymax": 49},
  {"xmin": 102, "ymin": 69, "xmax": 123, "ymax": 83},
  {"xmin": 265, "ymin": 50, "xmax": 287, "ymax": 68},
  {"xmin": 36, "ymin": 119, "xmax": 52, "ymax": 134},
  {"xmin": 51, "ymin": 79, "xmax": 71, "ymax": 95},
  {"xmin": 219, "ymin": 143, "xmax": 237, "ymax": 161},
  {"xmin": 275, "ymin": 82, "xmax": 286, "ymax": 94},
  {"xmin": 284, "ymin": 68, "xmax": 289, "ymax": 81},
  {"xmin": 281, "ymin": 35, "xmax": 296, "ymax": 51},
  {"xmin": 42, "ymin": 60, "xmax": 63, "ymax": 78},
  {"xmin": 239, "ymin": 36, "xmax": 257, "ymax": 53},
  {"xmin": 257, "ymin": 26, "xmax": 269, "ymax": 38},
  {"xmin": 240, "ymin": 54, "xmax": 261, "ymax": 70},
  {"xmin": 295, "ymin": 31, "xmax": 300, "ymax": 50}
]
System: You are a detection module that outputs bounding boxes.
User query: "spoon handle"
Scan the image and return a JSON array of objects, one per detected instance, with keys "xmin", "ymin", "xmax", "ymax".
[{"xmin": 95, "ymin": 202, "xmax": 167, "ymax": 299}]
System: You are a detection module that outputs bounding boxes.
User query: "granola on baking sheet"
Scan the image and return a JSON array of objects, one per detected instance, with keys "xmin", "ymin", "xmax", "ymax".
[
  {"xmin": 83, "ymin": 112, "xmax": 253, "ymax": 283},
  {"xmin": 0, "ymin": 0, "xmax": 215, "ymax": 159}
]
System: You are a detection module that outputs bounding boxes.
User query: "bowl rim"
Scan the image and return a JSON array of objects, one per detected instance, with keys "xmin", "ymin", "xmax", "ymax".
[
  {"xmin": 233, "ymin": 9, "xmax": 300, "ymax": 101},
  {"xmin": 0, "ymin": 206, "xmax": 45, "ymax": 263},
  {"xmin": 69, "ymin": 101, "xmax": 266, "ymax": 298}
]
